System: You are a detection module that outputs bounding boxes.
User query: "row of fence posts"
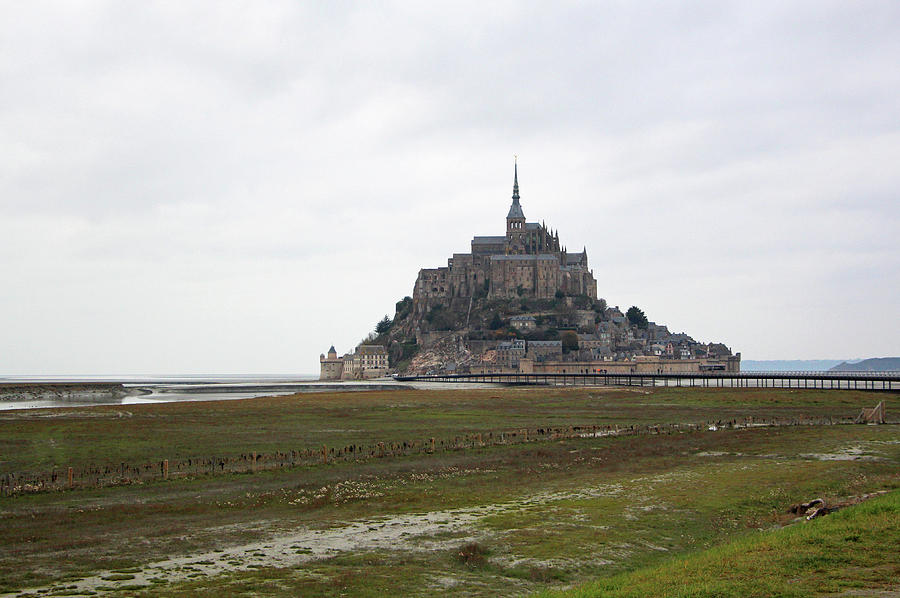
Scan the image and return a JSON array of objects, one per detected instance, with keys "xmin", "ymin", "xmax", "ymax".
[{"xmin": 0, "ymin": 415, "xmax": 865, "ymax": 496}]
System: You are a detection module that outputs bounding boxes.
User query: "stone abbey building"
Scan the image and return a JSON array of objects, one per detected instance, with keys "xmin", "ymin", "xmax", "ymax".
[
  {"xmin": 413, "ymin": 163, "xmax": 598, "ymax": 310},
  {"xmin": 317, "ymin": 162, "xmax": 740, "ymax": 377}
]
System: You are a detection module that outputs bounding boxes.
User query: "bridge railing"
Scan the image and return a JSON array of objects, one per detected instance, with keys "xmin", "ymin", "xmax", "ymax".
[{"xmin": 395, "ymin": 371, "xmax": 900, "ymax": 389}]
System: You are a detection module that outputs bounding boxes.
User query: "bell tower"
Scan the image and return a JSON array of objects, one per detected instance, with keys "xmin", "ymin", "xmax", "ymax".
[{"xmin": 506, "ymin": 158, "xmax": 526, "ymax": 253}]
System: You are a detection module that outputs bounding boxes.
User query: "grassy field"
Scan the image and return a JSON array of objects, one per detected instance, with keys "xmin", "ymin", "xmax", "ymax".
[
  {"xmin": 0, "ymin": 387, "xmax": 897, "ymax": 597},
  {"xmin": 0, "ymin": 386, "xmax": 885, "ymax": 473},
  {"xmin": 537, "ymin": 489, "xmax": 900, "ymax": 597}
]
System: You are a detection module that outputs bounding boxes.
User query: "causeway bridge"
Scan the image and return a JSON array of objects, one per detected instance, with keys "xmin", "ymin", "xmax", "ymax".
[{"xmin": 395, "ymin": 371, "xmax": 900, "ymax": 391}]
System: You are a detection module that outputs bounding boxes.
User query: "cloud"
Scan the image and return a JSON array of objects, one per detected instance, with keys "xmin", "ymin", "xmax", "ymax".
[{"xmin": 1, "ymin": 1, "xmax": 898, "ymax": 374}]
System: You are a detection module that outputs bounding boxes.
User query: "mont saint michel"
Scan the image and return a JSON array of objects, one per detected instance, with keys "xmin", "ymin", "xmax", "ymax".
[
  {"xmin": 4, "ymin": 4, "xmax": 898, "ymax": 597},
  {"xmin": 321, "ymin": 163, "xmax": 740, "ymax": 380}
]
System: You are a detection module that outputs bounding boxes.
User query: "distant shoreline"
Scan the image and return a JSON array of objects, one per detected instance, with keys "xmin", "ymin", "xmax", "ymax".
[
  {"xmin": 0, "ymin": 380, "xmax": 412, "ymax": 409},
  {"xmin": 0, "ymin": 382, "xmax": 137, "ymax": 402}
]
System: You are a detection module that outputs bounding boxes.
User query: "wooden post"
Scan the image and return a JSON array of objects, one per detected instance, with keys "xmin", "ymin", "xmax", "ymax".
[
  {"xmin": 251, "ymin": 452, "xmax": 257, "ymax": 472},
  {"xmin": 322, "ymin": 445, "xmax": 328, "ymax": 464},
  {"xmin": 67, "ymin": 467, "xmax": 74, "ymax": 488},
  {"xmin": 430, "ymin": 437, "xmax": 435, "ymax": 453},
  {"xmin": 163, "ymin": 459, "xmax": 169, "ymax": 480}
]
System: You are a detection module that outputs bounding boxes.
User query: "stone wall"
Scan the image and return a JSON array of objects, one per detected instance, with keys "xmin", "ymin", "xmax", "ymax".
[{"xmin": 531, "ymin": 357, "xmax": 739, "ymax": 374}]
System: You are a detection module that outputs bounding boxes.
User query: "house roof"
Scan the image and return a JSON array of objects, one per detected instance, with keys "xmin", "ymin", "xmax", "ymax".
[
  {"xmin": 491, "ymin": 254, "xmax": 558, "ymax": 261},
  {"xmin": 472, "ymin": 236, "xmax": 507, "ymax": 244},
  {"xmin": 357, "ymin": 345, "xmax": 387, "ymax": 355},
  {"xmin": 507, "ymin": 198, "xmax": 525, "ymax": 219},
  {"xmin": 498, "ymin": 340, "xmax": 526, "ymax": 350}
]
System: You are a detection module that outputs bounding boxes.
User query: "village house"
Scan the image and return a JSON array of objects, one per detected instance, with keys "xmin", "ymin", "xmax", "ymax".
[
  {"xmin": 577, "ymin": 333, "xmax": 604, "ymax": 350},
  {"xmin": 497, "ymin": 339, "xmax": 527, "ymax": 368},
  {"xmin": 510, "ymin": 315, "xmax": 537, "ymax": 331},
  {"xmin": 526, "ymin": 340, "xmax": 563, "ymax": 362}
]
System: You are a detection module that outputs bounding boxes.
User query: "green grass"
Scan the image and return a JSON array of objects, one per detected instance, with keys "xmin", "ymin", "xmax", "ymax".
[
  {"xmin": 536, "ymin": 489, "xmax": 900, "ymax": 598},
  {"xmin": 0, "ymin": 387, "xmax": 897, "ymax": 596},
  {"xmin": 1, "ymin": 387, "xmax": 894, "ymax": 474}
]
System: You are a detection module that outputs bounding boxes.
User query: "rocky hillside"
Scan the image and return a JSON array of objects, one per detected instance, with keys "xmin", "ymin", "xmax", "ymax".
[{"xmin": 360, "ymin": 291, "xmax": 734, "ymax": 375}]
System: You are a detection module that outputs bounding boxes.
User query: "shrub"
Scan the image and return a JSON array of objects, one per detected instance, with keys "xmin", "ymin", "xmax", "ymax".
[
  {"xmin": 627, "ymin": 306, "xmax": 649, "ymax": 329},
  {"xmin": 394, "ymin": 296, "xmax": 412, "ymax": 320},
  {"xmin": 455, "ymin": 542, "xmax": 489, "ymax": 568},
  {"xmin": 561, "ymin": 330, "xmax": 579, "ymax": 353},
  {"xmin": 375, "ymin": 315, "xmax": 392, "ymax": 334}
]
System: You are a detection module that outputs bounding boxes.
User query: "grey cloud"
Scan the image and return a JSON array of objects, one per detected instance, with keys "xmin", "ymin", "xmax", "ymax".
[{"xmin": 1, "ymin": 1, "xmax": 898, "ymax": 373}]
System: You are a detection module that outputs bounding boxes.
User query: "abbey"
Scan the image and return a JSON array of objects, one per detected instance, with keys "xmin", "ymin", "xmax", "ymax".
[
  {"xmin": 317, "ymin": 162, "xmax": 740, "ymax": 377},
  {"xmin": 413, "ymin": 163, "xmax": 598, "ymax": 308}
]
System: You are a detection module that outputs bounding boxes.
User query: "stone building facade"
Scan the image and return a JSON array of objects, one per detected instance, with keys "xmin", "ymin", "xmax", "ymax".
[
  {"xmin": 471, "ymin": 354, "xmax": 741, "ymax": 376},
  {"xmin": 319, "ymin": 344, "xmax": 389, "ymax": 380},
  {"xmin": 319, "ymin": 346, "xmax": 343, "ymax": 380},
  {"xmin": 412, "ymin": 163, "xmax": 598, "ymax": 315}
]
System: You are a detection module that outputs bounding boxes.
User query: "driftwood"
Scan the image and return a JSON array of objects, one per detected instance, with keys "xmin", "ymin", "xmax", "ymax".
[
  {"xmin": 806, "ymin": 506, "xmax": 831, "ymax": 520},
  {"xmin": 855, "ymin": 401, "xmax": 886, "ymax": 424},
  {"xmin": 790, "ymin": 491, "xmax": 888, "ymax": 522},
  {"xmin": 789, "ymin": 498, "xmax": 825, "ymax": 515},
  {"xmin": 788, "ymin": 498, "xmax": 832, "ymax": 520}
]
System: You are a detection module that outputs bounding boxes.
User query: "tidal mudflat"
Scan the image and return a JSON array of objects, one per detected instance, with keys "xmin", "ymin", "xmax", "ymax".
[{"xmin": 1, "ymin": 387, "xmax": 897, "ymax": 597}]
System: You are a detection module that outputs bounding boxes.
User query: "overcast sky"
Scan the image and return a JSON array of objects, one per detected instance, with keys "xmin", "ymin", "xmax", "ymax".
[{"xmin": 2, "ymin": 1, "xmax": 898, "ymax": 375}]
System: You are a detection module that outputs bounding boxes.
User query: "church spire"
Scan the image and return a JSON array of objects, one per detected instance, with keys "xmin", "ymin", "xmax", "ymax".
[
  {"xmin": 506, "ymin": 156, "xmax": 525, "ymax": 220},
  {"xmin": 512, "ymin": 156, "xmax": 520, "ymax": 202}
]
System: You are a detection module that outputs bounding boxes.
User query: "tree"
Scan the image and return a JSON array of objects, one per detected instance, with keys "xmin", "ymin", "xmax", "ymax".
[
  {"xmin": 375, "ymin": 315, "xmax": 393, "ymax": 334},
  {"xmin": 394, "ymin": 296, "xmax": 412, "ymax": 320},
  {"xmin": 626, "ymin": 306, "xmax": 649, "ymax": 329},
  {"xmin": 489, "ymin": 312, "xmax": 504, "ymax": 330},
  {"xmin": 561, "ymin": 330, "xmax": 579, "ymax": 353}
]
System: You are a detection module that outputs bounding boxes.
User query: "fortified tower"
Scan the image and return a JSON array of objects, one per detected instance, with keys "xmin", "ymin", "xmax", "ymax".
[{"xmin": 319, "ymin": 345, "xmax": 343, "ymax": 380}]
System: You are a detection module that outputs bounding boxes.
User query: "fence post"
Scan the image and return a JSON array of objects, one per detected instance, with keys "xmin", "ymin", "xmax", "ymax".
[
  {"xmin": 322, "ymin": 445, "xmax": 328, "ymax": 464},
  {"xmin": 67, "ymin": 467, "xmax": 73, "ymax": 488},
  {"xmin": 430, "ymin": 437, "xmax": 435, "ymax": 453}
]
